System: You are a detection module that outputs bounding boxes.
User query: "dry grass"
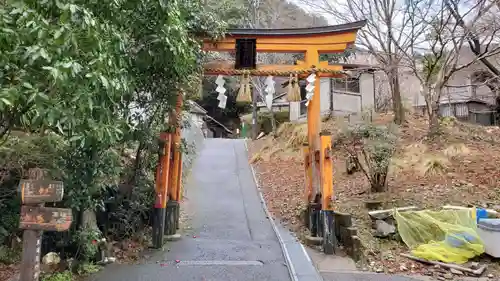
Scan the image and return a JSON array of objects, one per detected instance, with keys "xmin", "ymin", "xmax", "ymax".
[
  {"xmin": 391, "ymin": 143, "xmax": 428, "ymax": 174},
  {"xmin": 442, "ymin": 143, "xmax": 471, "ymax": 158},
  {"xmin": 284, "ymin": 124, "xmax": 308, "ymax": 149},
  {"xmin": 391, "ymin": 142, "xmax": 472, "ymax": 177},
  {"xmin": 276, "ymin": 122, "xmax": 296, "ymax": 136},
  {"xmin": 249, "ymin": 151, "xmax": 262, "ymax": 164},
  {"xmin": 250, "ymin": 122, "xmax": 309, "ymax": 163},
  {"xmin": 418, "ymin": 155, "xmax": 450, "ymax": 176}
]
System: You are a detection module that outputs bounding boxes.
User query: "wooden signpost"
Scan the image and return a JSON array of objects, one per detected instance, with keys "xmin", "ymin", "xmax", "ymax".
[
  {"xmin": 19, "ymin": 169, "xmax": 72, "ymax": 281},
  {"xmin": 20, "ymin": 206, "xmax": 72, "ymax": 232},
  {"xmin": 20, "ymin": 180, "xmax": 64, "ymax": 204}
]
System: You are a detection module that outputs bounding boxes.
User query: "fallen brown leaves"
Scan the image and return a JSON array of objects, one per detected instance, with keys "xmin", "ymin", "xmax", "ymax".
[
  {"xmin": 0, "ymin": 263, "xmax": 18, "ymax": 281},
  {"xmin": 248, "ymin": 114, "xmax": 500, "ymax": 277},
  {"xmin": 111, "ymin": 238, "xmax": 148, "ymax": 264}
]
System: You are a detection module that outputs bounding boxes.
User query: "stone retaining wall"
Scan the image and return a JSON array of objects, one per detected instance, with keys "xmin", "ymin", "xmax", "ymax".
[{"xmin": 333, "ymin": 212, "xmax": 362, "ymax": 261}]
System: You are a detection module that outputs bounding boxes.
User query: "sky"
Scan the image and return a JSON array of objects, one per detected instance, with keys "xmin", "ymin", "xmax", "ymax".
[{"xmin": 287, "ymin": 0, "xmax": 342, "ymax": 25}]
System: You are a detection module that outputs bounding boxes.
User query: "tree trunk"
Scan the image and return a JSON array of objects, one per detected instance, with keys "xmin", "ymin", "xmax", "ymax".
[
  {"xmin": 428, "ymin": 92, "xmax": 441, "ymax": 137},
  {"xmin": 129, "ymin": 141, "xmax": 146, "ymax": 186},
  {"xmin": 388, "ymin": 67, "xmax": 405, "ymax": 125},
  {"xmin": 496, "ymin": 95, "xmax": 500, "ymax": 125},
  {"xmin": 428, "ymin": 110, "xmax": 440, "ymax": 136},
  {"xmin": 486, "ymin": 83, "xmax": 500, "ymax": 125},
  {"xmin": 81, "ymin": 209, "xmax": 100, "ymax": 231},
  {"xmin": 370, "ymin": 172, "xmax": 387, "ymax": 193}
]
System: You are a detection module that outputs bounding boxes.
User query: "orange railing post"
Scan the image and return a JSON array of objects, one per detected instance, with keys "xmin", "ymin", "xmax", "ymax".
[
  {"xmin": 152, "ymin": 132, "xmax": 172, "ymax": 248},
  {"xmin": 160, "ymin": 132, "xmax": 173, "ymax": 206},
  {"xmin": 166, "ymin": 92, "xmax": 183, "ymax": 236},
  {"xmin": 170, "ymin": 93, "xmax": 183, "ymax": 202}
]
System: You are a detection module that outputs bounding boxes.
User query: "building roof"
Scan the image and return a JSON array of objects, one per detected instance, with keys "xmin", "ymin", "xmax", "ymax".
[
  {"xmin": 226, "ymin": 20, "xmax": 367, "ymax": 37},
  {"xmin": 452, "ymin": 98, "xmax": 494, "ymax": 106},
  {"xmin": 187, "ymin": 100, "xmax": 207, "ymax": 115},
  {"xmin": 204, "ymin": 115, "xmax": 233, "ymax": 134},
  {"xmin": 415, "ymin": 98, "xmax": 494, "ymax": 106},
  {"xmin": 337, "ymin": 63, "xmax": 379, "ymax": 72}
]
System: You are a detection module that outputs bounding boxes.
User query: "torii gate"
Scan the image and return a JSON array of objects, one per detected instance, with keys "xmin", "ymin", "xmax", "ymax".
[{"xmin": 202, "ymin": 21, "xmax": 366, "ymax": 244}]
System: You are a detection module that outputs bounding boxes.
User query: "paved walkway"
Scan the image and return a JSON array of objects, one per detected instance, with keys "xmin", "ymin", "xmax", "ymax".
[{"xmin": 89, "ymin": 139, "xmax": 295, "ymax": 281}]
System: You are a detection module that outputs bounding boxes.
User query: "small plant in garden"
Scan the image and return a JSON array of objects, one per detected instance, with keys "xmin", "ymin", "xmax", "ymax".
[
  {"xmin": 42, "ymin": 271, "xmax": 73, "ymax": 281},
  {"xmin": 0, "ymin": 245, "xmax": 20, "ymax": 264},
  {"xmin": 76, "ymin": 262, "xmax": 102, "ymax": 276},
  {"xmin": 334, "ymin": 122, "xmax": 398, "ymax": 192},
  {"xmin": 72, "ymin": 229, "xmax": 101, "ymax": 262}
]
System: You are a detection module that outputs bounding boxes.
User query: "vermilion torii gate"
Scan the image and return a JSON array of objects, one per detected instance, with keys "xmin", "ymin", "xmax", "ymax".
[{"xmin": 201, "ymin": 21, "xmax": 366, "ymax": 246}]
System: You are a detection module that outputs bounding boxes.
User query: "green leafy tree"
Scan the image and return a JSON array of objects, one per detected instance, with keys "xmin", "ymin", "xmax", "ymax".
[
  {"xmin": 0, "ymin": 1, "xmax": 129, "ymax": 142},
  {"xmin": 0, "ymin": 0, "xmax": 225, "ymax": 250}
]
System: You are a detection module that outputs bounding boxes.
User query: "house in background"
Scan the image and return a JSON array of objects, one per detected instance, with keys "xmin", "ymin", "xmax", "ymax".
[
  {"xmin": 414, "ymin": 98, "xmax": 495, "ymax": 126},
  {"xmin": 257, "ymin": 66, "xmax": 377, "ymax": 121},
  {"xmin": 186, "ymin": 100, "xmax": 233, "ymax": 138},
  {"xmin": 287, "ymin": 63, "xmax": 378, "ymax": 121},
  {"xmin": 204, "ymin": 115, "xmax": 233, "ymax": 138},
  {"xmin": 283, "ymin": 47, "xmax": 499, "ymax": 126},
  {"xmin": 339, "ymin": 48, "xmax": 499, "ymax": 125},
  {"xmin": 186, "ymin": 100, "xmax": 209, "ymax": 136}
]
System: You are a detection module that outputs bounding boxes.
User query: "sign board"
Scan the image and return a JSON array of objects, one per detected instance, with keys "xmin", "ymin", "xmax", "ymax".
[
  {"xmin": 20, "ymin": 179, "xmax": 64, "ymax": 204},
  {"xmin": 20, "ymin": 206, "xmax": 72, "ymax": 232},
  {"xmin": 19, "ymin": 169, "xmax": 66, "ymax": 281}
]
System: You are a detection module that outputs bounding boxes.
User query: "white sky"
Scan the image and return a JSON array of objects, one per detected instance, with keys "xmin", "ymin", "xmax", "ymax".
[{"xmin": 287, "ymin": 0, "xmax": 340, "ymax": 25}]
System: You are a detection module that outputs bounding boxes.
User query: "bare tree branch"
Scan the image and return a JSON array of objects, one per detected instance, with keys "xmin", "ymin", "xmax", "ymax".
[
  {"xmin": 298, "ymin": 0, "xmax": 436, "ymax": 124},
  {"xmin": 394, "ymin": 0, "xmax": 500, "ymax": 134}
]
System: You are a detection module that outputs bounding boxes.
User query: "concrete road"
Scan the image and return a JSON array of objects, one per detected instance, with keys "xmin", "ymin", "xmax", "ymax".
[{"xmin": 88, "ymin": 139, "xmax": 292, "ymax": 281}]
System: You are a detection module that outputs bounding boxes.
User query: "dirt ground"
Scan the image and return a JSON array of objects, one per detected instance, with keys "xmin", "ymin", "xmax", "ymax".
[
  {"xmin": 0, "ymin": 263, "xmax": 18, "ymax": 281},
  {"xmin": 247, "ymin": 113, "xmax": 500, "ymax": 279}
]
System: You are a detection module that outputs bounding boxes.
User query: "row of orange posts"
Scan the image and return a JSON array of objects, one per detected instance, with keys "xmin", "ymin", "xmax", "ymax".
[{"xmin": 152, "ymin": 93, "xmax": 183, "ymax": 248}]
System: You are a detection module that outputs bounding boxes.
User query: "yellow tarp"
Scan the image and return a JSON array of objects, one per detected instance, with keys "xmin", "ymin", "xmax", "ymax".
[{"xmin": 394, "ymin": 208, "xmax": 484, "ymax": 264}]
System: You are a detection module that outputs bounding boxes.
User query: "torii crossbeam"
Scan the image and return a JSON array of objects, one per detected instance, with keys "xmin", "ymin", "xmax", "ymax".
[{"xmin": 202, "ymin": 21, "xmax": 365, "ymax": 248}]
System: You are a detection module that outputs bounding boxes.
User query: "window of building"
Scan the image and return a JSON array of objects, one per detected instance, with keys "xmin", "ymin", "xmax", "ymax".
[{"xmin": 333, "ymin": 77, "xmax": 360, "ymax": 93}]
